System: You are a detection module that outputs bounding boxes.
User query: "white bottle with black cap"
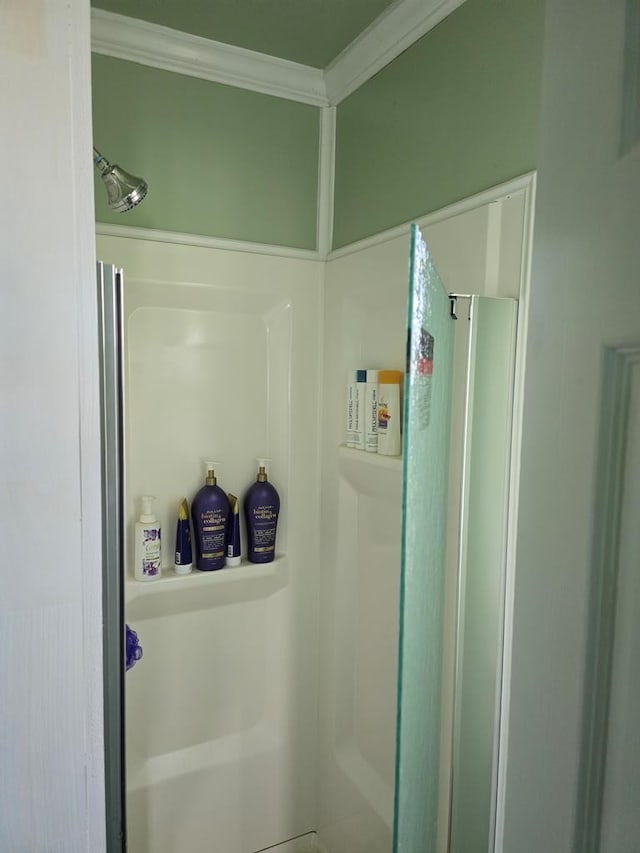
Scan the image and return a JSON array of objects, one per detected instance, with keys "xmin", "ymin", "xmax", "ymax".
[
  {"xmin": 365, "ymin": 369, "xmax": 379, "ymax": 452},
  {"xmin": 353, "ymin": 369, "xmax": 367, "ymax": 450},
  {"xmin": 346, "ymin": 370, "xmax": 356, "ymax": 447}
]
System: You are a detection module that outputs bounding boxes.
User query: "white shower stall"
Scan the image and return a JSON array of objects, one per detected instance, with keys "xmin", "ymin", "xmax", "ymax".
[{"xmin": 98, "ymin": 175, "xmax": 532, "ymax": 853}]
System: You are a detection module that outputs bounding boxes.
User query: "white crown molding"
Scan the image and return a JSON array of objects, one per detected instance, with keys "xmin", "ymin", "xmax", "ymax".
[
  {"xmin": 91, "ymin": 9, "xmax": 328, "ymax": 106},
  {"xmin": 95, "ymin": 222, "xmax": 321, "ymax": 261},
  {"xmin": 91, "ymin": 1, "xmax": 470, "ymax": 107},
  {"xmin": 324, "ymin": 0, "xmax": 468, "ymax": 104},
  {"xmin": 92, "ymin": 0, "xmax": 472, "ymax": 253}
]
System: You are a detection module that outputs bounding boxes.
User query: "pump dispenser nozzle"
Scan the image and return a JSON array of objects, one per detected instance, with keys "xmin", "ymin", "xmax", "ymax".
[
  {"xmin": 139, "ymin": 495, "xmax": 157, "ymax": 523},
  {"xmin": 204, "ymin": 460, "xmax": 222, "ymax": 486},
  {"xmin": 256, "ymin": 457, "xmax": 271, "ymax": 482}
]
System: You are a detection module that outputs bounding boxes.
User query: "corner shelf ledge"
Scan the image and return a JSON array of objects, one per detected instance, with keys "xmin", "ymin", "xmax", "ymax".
[
  {"xmin": 125, "ymin": 555, "xmax": 288, "ymax": 619},
  {"xmin": 338, "ymin": 445, "xmax": 403, "ymax": 500},
  {"xmin": 338, "ymin": 444, "xmax": 402, "ymax": 471}
]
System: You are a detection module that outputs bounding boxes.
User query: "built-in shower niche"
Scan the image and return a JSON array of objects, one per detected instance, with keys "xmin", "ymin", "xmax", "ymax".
[
  {"xmin": 124, "ymin": 277, "xmax": 291, "ymax": 592},
  {"xmin": 120, "ymin": 260, "xmax": 321, "ymax": 853}
]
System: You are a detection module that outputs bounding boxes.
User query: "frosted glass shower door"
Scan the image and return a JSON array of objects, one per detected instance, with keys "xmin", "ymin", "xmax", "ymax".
[{"xmin": 393, "ymin": 225, "xmax": 455, "ymax": 852}]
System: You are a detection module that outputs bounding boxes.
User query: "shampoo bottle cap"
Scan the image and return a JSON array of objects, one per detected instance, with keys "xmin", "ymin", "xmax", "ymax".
[
  {"xmin": 356, "ymin": 369, "xmax": 367, "ymax": 383},
  {"xmin": 139, "ymin": 495, "xmax": 157, "ymax": 523},
  {"xmin": 378, "ymin": 370, "xmax": 402, "ymax": 385}
]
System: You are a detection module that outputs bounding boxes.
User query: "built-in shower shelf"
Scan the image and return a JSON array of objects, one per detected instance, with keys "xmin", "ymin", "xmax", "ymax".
[
  {"xmin": 338, "ymin": 445, "xmax": 402, "ymax": 471},
  {"xmin": 338, "ymin": 446, "xmax": 402, "ymax": 500},
  {"xmin": 125, "ymin": 556, "xmax": 288, "ymax": 619}
]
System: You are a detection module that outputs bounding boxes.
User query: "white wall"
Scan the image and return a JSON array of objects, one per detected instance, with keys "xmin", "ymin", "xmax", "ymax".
[
  {"xmin": 318, "ymin": 187, "xmax": 528, "ymax": 853},
  {"xmin": 0, "ymin": 1, "xmax": 105, "ymax": 850},
  {"xmin": 97, "ymin": 234, "xmax": 324, "ymax": 853},
  {"xmin": 319, "ymin": 235, "xmax": 407, "ymax": 853},
  {"xmin": 498, "ymin": 1, "xmax": 640, "ymax": 850}
]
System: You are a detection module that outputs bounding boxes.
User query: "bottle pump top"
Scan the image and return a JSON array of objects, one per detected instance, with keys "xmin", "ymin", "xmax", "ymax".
[
  {"xmin": 256, "ymin": 457, "xmax": 271, "ymax": 482},
  {"xmin": 204, "ymin": 460, "xmax": 221, "ymax": 486},
  {"xmin": 139, "ymin": 495, "xmax": 157, "ymax": 523}
]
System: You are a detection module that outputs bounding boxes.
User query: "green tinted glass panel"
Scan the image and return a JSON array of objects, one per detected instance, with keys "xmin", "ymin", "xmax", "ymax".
[{"xmin": 394, "ymin": 225, "xmax": 454, "ymax": 852}]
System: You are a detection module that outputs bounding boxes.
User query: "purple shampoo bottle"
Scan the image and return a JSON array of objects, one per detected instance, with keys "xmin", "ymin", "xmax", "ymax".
[
  {"xmin": 244, "ymin": 458, "xmax": 280, "ymax": 563},
  {"xmin": 191, "ymin": 461, "xmax": 230, "ymax": 571}
]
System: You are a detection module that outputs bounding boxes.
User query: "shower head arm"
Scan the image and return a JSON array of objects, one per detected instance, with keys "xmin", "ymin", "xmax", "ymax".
[{"xmin": 92, "ymin": 146, "xmax": 111, "ymax": 176}]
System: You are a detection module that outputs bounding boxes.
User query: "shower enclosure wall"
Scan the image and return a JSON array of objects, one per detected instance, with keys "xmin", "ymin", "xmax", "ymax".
[
  {"xmin": 98, "ymin": 179, "xmax": 529, "ymax": 853},
  {"xmin": 109, "ymin": 241, "xmax": 324, "ymax": 852}
]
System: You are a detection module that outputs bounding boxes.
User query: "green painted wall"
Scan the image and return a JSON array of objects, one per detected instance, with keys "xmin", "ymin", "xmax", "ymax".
[
  {"xmin": 92, "ymin": 55, "xmax": 319, "ymax": 249},
  {"xmin": 333, "ymin": 0, "xmax": 545, "ymax": 248}
]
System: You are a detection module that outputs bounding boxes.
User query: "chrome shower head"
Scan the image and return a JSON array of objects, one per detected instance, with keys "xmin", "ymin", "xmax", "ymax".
[{"xmin": 93, "ymin": 147, "xmax": 148, "ymax": 213}]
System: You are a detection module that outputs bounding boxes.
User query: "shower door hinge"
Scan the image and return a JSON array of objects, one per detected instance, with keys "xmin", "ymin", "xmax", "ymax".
[
  {"xmin": 449, "ymin": 294, "xmax": 458, "ymax": 320},
  {"xmin": 449, "ymin": 293, "xmax": 473, "ymax": 321}
]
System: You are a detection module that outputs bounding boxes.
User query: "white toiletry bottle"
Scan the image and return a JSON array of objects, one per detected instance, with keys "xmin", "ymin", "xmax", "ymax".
[
  {"xmin": 346, "ymin": 370, "xmax": 357, "ymax": 447},
  {"xmin": 377, "ymin": 370, "xmax": 402, "ymax": 456},
  {"xmin": 354, "ymin": 369, "xmax": 367, "ymax": 450},
  {"xmin": 134, "ymin": 495, "xmax": 162, "ymax": 581},
  {"xmin": 365, "ymin": 369, "xmax": 379, "ymax": 452}
]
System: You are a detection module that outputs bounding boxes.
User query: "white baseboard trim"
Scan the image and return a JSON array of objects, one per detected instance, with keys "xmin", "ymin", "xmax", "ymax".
[
  {"xmin": 327, "ymin": 173, "xmax": 537, "ymax": 261},
  {"xmin": 95, "ymin": 222, "xmax": 321, "ymax": 262},
  {"xmin": 96, "ymin": 173, "xmax": 535, "ymax": 267}
]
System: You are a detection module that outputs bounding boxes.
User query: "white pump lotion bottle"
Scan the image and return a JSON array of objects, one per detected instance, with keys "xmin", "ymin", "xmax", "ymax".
[{"xmin": 134, "ymin": 495, "xmax": 162, "ymax": 581}]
